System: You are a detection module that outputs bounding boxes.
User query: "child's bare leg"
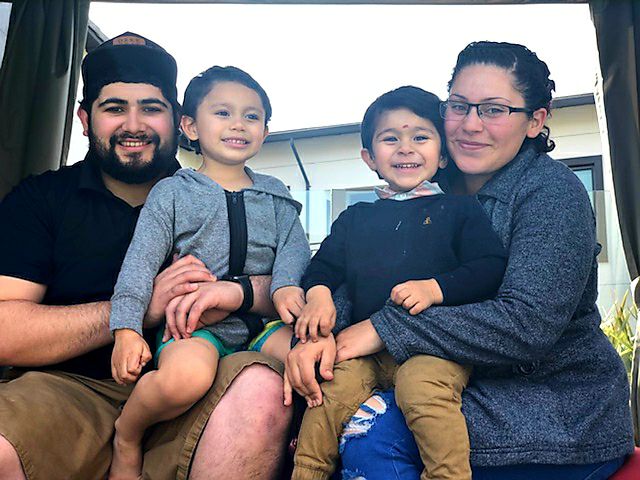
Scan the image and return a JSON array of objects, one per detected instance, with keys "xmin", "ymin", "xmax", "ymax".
[
  {"xmin": 109, "ymin": 337, "xmax": 219, "ymax": 480},
  {"xmin": 259, "ymin": 324, "xmax": 293, "ymax": 363}
]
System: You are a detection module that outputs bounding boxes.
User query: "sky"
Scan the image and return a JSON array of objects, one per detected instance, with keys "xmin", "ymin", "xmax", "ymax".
[{"xmin": 88, "ymin": 2, "xmax": 599, "ymax": 133}]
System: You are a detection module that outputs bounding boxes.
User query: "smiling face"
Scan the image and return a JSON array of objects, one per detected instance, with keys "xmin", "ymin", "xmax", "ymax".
[
  {"xmin": 79, "ymin": 82, "xmax": 177, "ymax": 184},
  {"xmin": 362, "ymin": 108, "xmax": 445, "ymax": 193},
  {"xmin": 445, "ymin": 64, "xmax": 546, "ymax": 189},
  {"xmin": 180, "ymin": 81, "xmax": 268, "ymax": 169}
]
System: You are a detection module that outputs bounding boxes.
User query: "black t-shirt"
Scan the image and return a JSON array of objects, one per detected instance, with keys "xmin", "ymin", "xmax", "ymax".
[{"xmin": 0, "ymin": 155, "xmax": 179, "ymax": 379}]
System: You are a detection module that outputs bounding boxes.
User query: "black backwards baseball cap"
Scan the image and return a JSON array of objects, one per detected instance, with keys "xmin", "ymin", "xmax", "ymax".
[{"xmin": 80, "ymin": 32, "xmax": 178, "ymax": 115}]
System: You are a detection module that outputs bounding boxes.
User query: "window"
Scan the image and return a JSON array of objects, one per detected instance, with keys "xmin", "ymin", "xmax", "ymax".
[
  {"xmin": 561, "ymin": 155, "xmax": 608, "ymax": 262},
  {"xmin": 561, "ymin": 155, "xmax": 604, "ymax": 192},
  {"xmin": 345, "ymin": 189, "xmax": 378, "ymax": 207},
  {"xmin": 331, "ymin": 188, "xmax": 378, "ymax": 223}
]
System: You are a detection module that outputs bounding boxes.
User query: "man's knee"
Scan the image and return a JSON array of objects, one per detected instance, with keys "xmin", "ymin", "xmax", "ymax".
[
  {"xmin": 192, "ymin": 365, "xmax": 290, "ymax": 479},
  {"xmin": 0, "ymin": 435, "xmax": 26, "ymax": 480},
  {"xmin": 192, "ymin": 364, "xmax": 291, "ymax": 477},
  {"xmin": 216, "ymin": 364, "xmax": 292, "ymax": 435},
  {"xmin": 223, "ymin": 364, "xmax": 282, "ymax": 405}
]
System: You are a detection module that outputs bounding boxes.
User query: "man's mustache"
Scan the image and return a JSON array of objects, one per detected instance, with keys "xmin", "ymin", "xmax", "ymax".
[{"xmin": 109, "ymin": 133, "xmax": 161, "ymax": 146}]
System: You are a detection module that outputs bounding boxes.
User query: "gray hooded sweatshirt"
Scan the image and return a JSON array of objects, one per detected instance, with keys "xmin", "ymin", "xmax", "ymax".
[{"xmin": 110, "ymin": 167, "xmax": 310, "ymax": 346}]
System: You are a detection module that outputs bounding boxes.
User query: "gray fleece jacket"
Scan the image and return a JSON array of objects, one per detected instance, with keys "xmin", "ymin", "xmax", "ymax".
[
  {"xmin": 363, "ymin": 148, "xmax": 634, "ymax": 466},
  {"xmin": 110, "ymin": 168, "xmax": 310, "ymax": 346}
]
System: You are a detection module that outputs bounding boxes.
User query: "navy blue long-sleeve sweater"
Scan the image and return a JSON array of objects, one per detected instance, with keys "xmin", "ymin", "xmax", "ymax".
[{"xmin": 302, "ymin": 194, "xmax": 507, "ymax": 323}]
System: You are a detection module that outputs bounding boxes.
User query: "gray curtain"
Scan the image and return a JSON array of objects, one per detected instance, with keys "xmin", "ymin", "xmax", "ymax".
[
  {"xmin": 0, "ymin": 0, "xmax": 89, "ymax": 200},
  {"xmin": 590, "ymin": 0, "xmax": 640, "ymax": 281},
  {"xmin": 591, "ymin": 0, "xmax": 640, "ymax": 446}
]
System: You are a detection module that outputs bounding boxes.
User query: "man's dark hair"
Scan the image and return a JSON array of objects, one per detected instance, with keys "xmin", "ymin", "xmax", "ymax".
[{"xmin": 360, "ymin": 86, "xmax": 446, "ymax": 159}]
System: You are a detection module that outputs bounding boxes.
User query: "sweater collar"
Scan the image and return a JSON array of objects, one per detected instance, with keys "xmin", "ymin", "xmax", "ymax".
[
  {"xmin": 476, "ymin": 147, "xmax": 538, "ymax": 202},
  {"xmin": 375, "ymin": 180, "xmax": 444, "ymax": 201}
]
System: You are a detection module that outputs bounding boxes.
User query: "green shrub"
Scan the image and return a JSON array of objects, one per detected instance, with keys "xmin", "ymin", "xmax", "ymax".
[{"xmin": 601, "ymin": 291, "xmax": 637, "ymax": 379}]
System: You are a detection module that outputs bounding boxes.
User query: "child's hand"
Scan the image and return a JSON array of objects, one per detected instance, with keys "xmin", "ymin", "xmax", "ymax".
[
  {"xmin": 164, "ymin": 280, "xmax": 239, "ymax": 340},
  {"xmin": 390, "ymin": 279, "xmax": 444, "ymax": 315},
  {"xmin": 272, "ymin": 286, "xmax": 305, "ymax": 325},
  {"xmin": 295, "ymin": 286, "xmax": 336, "ymax": 343},
  {"xmin": 284, "ymin": 333, "xmax": 336, "ymax": 408},
  {"xmin": 111, "ymin": 329, "xmax": 152, "ymax": 385}
]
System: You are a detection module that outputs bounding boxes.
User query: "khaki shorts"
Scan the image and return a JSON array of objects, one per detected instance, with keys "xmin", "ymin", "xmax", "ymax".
[{"xmin": 0, "ymin": 351, "xmax": 283, "ymax": 480}]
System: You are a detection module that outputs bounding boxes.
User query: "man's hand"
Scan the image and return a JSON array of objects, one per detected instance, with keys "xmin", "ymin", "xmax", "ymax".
[
  {"xmin": 295, "ymin": 286, "xmax": 336, "ymax": 343},
  {"xmin": 284, "ymin": 333, "xmax": 336, "ymax": 408},
  {"xmin": 163, "ymin": 280, "xmax": 243, "ymax": 341},
  {"xmin": 111, "ymin": 329, "xmax": 152, "ymax": 385},
  {"xmin": 272, "ymin": 286, "xmax": 305, "ymax": 325},
  {"xmin": 335, "ymin": 320, "xmax": 384, "ymax": 363},
  {"xmin": 144, "ymin": 254, "xmax": 216, "ymax": 329},
  {"xmin": 390, "ymin": 279, "xmax": 444, "ymax": 315}
]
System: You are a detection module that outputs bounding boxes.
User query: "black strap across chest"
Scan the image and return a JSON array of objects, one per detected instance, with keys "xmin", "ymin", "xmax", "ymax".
[{"xmin": 224, "ymin": 190, "xmax": 263, "ymax": 340}]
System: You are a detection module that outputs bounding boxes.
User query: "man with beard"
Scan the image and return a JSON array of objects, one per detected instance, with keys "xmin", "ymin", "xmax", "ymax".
[{"xmin": 0, "ymin": 33, "xmax": 291, "ymax": 480}]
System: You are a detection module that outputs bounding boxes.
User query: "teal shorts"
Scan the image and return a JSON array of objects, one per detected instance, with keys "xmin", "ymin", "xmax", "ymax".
[
  {"xmin": 155, "ymin": 329, "xmax": 239, "ymax": 365},
  {"xmin": 154, "ymin": 320, "xmax": 286, "ymax": 365},
  {"xmin": 247, "ymin": 320, "xmax": 285, "ymax": 352}
]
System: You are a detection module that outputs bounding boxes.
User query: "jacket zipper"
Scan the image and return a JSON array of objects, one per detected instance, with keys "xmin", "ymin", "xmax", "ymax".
[{"xmin": 225, "ymin": 190, "xmax": 248, "ymax": 276}]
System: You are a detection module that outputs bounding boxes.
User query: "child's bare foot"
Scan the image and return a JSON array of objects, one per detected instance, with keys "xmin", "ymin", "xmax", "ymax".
[{"xmin": 109, "ymin": 419, "xmax": 143, "ymax": 480}]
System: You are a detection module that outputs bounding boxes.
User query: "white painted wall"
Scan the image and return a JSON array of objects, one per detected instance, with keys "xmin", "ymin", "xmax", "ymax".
[{"xmin": 549, "ymin": 105, "xmax": 602, "ymax": 159}]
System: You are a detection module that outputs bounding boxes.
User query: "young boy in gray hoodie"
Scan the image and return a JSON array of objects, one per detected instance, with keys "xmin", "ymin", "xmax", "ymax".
[{"xmin": 108, "ymin": 66, "xmax": 309, "ymax": 479}]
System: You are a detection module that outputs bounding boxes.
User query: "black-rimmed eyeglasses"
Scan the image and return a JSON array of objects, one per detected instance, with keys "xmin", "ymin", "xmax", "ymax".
[{"xmin": 439, "ymin": 100, "xmax": 533, "ymax": 125}]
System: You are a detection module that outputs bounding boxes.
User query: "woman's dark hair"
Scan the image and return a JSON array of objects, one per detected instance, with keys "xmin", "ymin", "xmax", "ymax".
[
  {"xmin": 361, "ymin": 85, "xmax": 447, "ymax": 159},
  {"xmin": 182, "ymin": 66, "xmax": 272, "ymax": 154},
  {"xmin": 448, "ymin": 41, "xmax": 556, "ymax": 153}
]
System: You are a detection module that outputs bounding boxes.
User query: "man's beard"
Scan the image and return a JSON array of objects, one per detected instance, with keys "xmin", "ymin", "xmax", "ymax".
[{"xmin": 88, "ymin": 129, "xmax": 177, "ymax": 184}]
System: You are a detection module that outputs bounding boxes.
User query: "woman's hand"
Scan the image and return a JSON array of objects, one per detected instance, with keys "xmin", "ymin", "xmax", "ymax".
[
  {"xmin": 335, "ymin": 320, "xmax": 384, "ymax": 363},
  {"xmin": 284, "ymin": 333, "xmax": 336, "ymax": 408}
]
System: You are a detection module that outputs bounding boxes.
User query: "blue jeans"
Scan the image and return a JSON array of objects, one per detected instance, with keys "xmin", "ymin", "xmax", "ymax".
[{"xmin": 339, "ymin": 390, "xmax": 626, "ymax": 480}]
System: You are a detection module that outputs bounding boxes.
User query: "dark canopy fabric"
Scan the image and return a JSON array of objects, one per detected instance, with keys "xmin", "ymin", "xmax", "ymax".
[
  {"xmin": 0, "ymin": 0, "xmax": 89, "ymax": 200},
  {"xmin": 590, "ymin": 0, "xmax": 640, "ymax": 281}
]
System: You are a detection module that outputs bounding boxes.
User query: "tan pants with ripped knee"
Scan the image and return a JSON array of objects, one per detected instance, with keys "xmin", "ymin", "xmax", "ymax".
[{"xmin": 292, "ymin": 351, "xmax": 471, "ymax": 480}]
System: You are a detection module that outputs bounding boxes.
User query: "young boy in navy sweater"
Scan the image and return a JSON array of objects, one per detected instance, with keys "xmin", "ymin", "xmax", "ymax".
[{"xmin": 289, "ymin": 86, "xmax": 507, "ymax": 480}]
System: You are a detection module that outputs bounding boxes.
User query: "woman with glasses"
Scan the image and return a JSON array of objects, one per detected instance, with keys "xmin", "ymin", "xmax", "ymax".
[{"xmin": 332, "ymin": 41, "xmax": 635, "ymax": 479}]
